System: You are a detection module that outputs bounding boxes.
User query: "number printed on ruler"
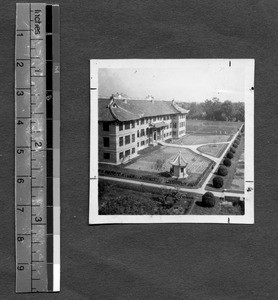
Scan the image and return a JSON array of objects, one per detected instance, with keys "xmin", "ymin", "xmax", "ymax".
[{"xmin": 15, "ymin": 3, "xmax": 60, "ymax": 293}]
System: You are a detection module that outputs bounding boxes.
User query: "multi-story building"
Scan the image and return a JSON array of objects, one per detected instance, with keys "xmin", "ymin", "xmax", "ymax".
[{"xmin": 99, "ymin": 94, "xmax": 189, "ymax": 165}]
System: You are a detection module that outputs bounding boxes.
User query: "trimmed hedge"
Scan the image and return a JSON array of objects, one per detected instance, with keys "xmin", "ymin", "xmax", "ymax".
[
  {"xmin": 230, "ymin": 147, "xmax": 236, "ymax": 153},
  {"xmin": 213, "ymin": 176, "xmax": 224, "ymax": 188},
  {"xmin": 227, "ymin": 152, "xmax": 234, "ymax": 159},
  {"xmin": 202, "ymin": 192, "xmax": 215, "ymax": 207},
  {"xmin": 218, "ymin": 165, "xmax": 228, "ymax": 176},
  {"xmin": 223, "ymin": 158, "xmax": 231, "ymax": 167},
  {"xmin": 233, "ymin": 143, "xmax": 238, "ymax": 148}
]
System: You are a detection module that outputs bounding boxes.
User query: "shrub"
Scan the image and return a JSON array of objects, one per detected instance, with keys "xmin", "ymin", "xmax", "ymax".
[
  {"xmin": 202, "ymin": 192, "xmax": 215, "ymax": 207},
  {"xmin": 223, "ymin": 158, "xmax": 231, "ymax": 167},
  {"xmin": 226, "ymin": 152, "xmax": 234, "ymax": 159},
  {"xmin": 234, "ymin": 140, "xmax": 239, "ymax": 145},
  {"xmin": 233, "ymin": 143, "xmax": 238, "ymax": 148},
  {"xmin": 230, "ymin": 147, "xmax": 236, "ymax": 153},
  {"xmin": 213, "ymin": 176, "xmax": 224, "ymax": 188},
  {"xmin": 218, "ymin": 165, "xmax": 228, "ymax": 176}
]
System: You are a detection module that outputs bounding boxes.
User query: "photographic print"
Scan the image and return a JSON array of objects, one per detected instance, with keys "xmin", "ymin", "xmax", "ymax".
[{"xmin": 90, "ymin": 59, "xmax": 254, "ymax": 224}]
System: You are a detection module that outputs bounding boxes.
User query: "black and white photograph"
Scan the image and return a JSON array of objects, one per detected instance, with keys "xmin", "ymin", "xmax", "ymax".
[{"xmin": 90, "ymin": 59, "xmax": 254, "ymax": 224}]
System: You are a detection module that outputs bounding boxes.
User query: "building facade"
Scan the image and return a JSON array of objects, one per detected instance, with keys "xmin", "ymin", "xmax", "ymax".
[{"xmin": 99, "ymin": 95, "xmax": 189, "ymax": 165}]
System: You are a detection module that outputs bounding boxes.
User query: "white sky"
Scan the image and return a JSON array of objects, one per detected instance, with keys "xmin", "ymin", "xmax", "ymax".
[{"xmin": 98, "ymin": 62, "xmax": 248, "ymax": 103}]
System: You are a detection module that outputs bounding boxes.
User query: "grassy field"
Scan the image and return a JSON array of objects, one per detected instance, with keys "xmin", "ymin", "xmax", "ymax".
[
  {"xmin": 172, "ymin": 134, "xmax": 231, "ymax": 145},
  {"xmin": 197, "ymin": 143, "xmax": 229, "ymax": 158},
  {"xmin": 99, "ymin": 145, "xmax": 214, "ymax": 188},
  {"xmin": 206, "ymin": 133, "xmax": 245, "ymax": 192},
  {"xmin": 98, "ymin": 180, "xmax": 195, "ymax": 215},
  {"xmin": 187, "ymin": 119, "xmax": 242, "ymax": 135},
  {"xmin": 230, "ymin": 147, "xmax": 244, "ymax": 191},
  {"xmin": 125, "ymin": 146, "xmax": 212, "ymax": 175}
]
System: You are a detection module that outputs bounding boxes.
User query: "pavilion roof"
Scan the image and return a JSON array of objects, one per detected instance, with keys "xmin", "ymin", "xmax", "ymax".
[{"xmin": 170, "ymin": 151, "xmax": 188, "ymax": 167}]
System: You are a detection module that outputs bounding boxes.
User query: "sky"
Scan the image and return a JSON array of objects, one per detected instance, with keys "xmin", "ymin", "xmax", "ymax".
[{"xmin": 98, "ymin": 62, "xmax": 248, "ymax": 103}]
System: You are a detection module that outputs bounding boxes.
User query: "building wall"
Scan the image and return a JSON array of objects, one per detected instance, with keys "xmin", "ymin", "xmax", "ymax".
[{"xmin": 99, "ymin": 113, "xmax": 188, "ymax": 165}]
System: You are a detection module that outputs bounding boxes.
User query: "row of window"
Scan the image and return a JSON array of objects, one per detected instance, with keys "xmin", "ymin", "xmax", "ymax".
[
  {"xmin": 137, "ymin": 139, "xmax": 149, "ymax": 147},
  {"xmin": 102, "ymin": 114, "xmax": 186, "ymax": 133},
  {"xmin": 119, "ymin": 134, "xmax": 135, "ymax": 146},
  {"xmin": 118, "ymin": 115, "xmax": 184, "ymax": 131},
  {"xmin": 119, "ymin": 148, "xmax": 136, "ymax": 159},
  {"xmin": 164, "ymin": 132, "xmax": 172, "ymax": 137}
]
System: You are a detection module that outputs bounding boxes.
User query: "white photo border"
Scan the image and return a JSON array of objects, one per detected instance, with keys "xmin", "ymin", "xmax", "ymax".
[{"xmin": 89, "ymin": 59, "xmax": 254, "ymax": 224}]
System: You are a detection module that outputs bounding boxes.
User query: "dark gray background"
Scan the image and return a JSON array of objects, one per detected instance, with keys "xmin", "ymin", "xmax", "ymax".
[{"xmin": 1, "ymin": 0, "xmax": 278, "ymax": 299}]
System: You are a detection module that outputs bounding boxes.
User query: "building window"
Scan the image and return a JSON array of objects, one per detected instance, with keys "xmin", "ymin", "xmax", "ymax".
[
  {"xmin": 141, "ymin": 141, "xmax": 145, "ymax": 146},
  {"xmin": 103, "ymin": 122, "xmax": 109, "ymax": 131},
  {"xmin": 146, "ymin": 139, "xmax": 148, "ymax": 144},
  {"xmin": 141, "ymin": 118, "xmax": 144, "ymax": 125},
  {"xmin": 119, "ymin": 123, "xmax": 123, "ymax": 131},
  {"xmin": 119, "ymin": 137, "xmax": 123, "ymax": 146},
  {"xmin": 125, "ymin": 122, "xmax": 130, "ymax": 130},
  {"xmin": 153, "ymin": 117, "xmax": 156, "ymax": 122},
  {"xmin": 173, "ymin": 123, "xmax": 177, "ymax": 128},
  {"xmin": 125, "ymin": 149, "xmax": 130, "ymax": 156},
  {"xmin": 103, "ymin": 137, "xmax": 109, "ymax": 147},
  {"xmin": 137, "ymin": 142, "xmax": 139, "ymax": 147},
  {"xmin": 132, "ymin": 121, "xmax": 135, "ymax": 128},
  {"xmin": 103, "ymin": 153, "xmax": 110, "ymax": 160},
  {"xmin": 132, "ymin": 148, "xmax": 135, "ymax": 154},
  {"xmin": 119, "ymin": 152, "xmax": 123, "ymax": 159},
  {"xmin": 141, "ymin": 129, "xmax": 145, "ymax": 137},
  {"xmin": 137, "ymin": 130, "xmax": 139, "ymax": 138},
  {"xmin": 125, "ymin": 135, "xmax": 130, "ymax": 145},
  {"xmin": 132, "ymin": 134, "xmax": 135, "ymax": 143},
  {"xmin": 137, "ymin": 120, "xmax": 139, "ymax": 125}
]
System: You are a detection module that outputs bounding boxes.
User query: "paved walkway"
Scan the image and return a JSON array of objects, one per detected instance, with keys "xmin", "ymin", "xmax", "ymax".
[
  {"xmin": 99, "ymin": 125, "xmax": 245, "ymax": 213},
  {"xmin": 160, "ymin": 125, "xmax": 243, "ymax": 191}
]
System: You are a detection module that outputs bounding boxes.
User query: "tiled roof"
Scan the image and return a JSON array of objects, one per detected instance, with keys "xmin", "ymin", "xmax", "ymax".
[
  {"xmin": 170, "ymin": 151, "xmax": 188, "ymax": 167},
  {"xmin": 98, "ymin": 97, "xmax": 189, "ymax": 122}
]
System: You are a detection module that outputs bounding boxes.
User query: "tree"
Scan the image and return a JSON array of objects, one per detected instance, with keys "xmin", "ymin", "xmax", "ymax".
[
  {"xmin": 223, "ymin": 158, "xmax": 231, "ymax": 167},
  {"xmin": 221, "ymin": 100, "xmax": 234, "ymax": 121},
  {"xmin": 213, "ymin": 176, "xmax": 224, "ymax": 188},
  {"xmin": 227, "ymin": 152, "xmax": 234, "ymax": 159},
  {"xmin": 218, "ymin": 165, "xmax": 228, "ymax": 176},
  {"xmin": 202, "ymin": 192, "xmax": 215, "ymax": 207},
  {"xmin": 230, "ymin": 147, "xmax": 236, "ymax": 153}
]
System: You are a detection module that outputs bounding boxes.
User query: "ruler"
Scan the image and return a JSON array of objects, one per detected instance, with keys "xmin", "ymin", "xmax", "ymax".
[{"xmin": 15, "ymin": 3, "xmax": 60, "ymax": 293}]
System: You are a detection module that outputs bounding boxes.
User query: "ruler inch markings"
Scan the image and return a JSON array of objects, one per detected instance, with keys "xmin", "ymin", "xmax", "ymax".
[{"xmin": 15, "ymin": 3, "xmax": 60, "ymax": 293}]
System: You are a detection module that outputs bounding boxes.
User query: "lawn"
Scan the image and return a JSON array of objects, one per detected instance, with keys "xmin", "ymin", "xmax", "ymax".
[
  {"xmin": 125, "ymin": 146, "xmax": 212, "ymax": 176},
  {"xmin": 197, "ymin": 143, "xmax": 229, "ymax": 158},
  {"xmin": 98, "ymin": 180, "xmax": 195, "ymax": 215},
  {"xmin": 99, "ymin": 145, "xmax": 215, "ymax": 188},
  {"xmin": 205, "ymin": 133, "xmax": 245, "ymax": 192},
  {"xmin": 171, "ymin": 134, "xmax": 231, "ymax": 145},
  {"xmin": 186, "ymin": 119, "xmax": 243, "ymax": 135},
  {"xmin": 230, "ymin": 149, "xmax": 244, "ymax": 191}
]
